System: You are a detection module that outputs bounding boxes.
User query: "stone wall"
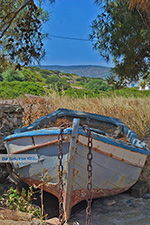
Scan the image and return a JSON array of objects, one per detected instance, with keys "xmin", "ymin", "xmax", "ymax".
[{"xmin": 0, "ymin": 104, "xmax": 23, "ymax": 152}]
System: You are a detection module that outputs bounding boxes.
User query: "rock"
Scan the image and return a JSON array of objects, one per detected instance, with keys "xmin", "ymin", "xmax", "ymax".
[
  {"xmin": 126, "ymin": 199, "xmax": 136, "ymax": 208},
  {"xmin": 0, "ymin": 220, "xmax": 31, "ymax": 225},
  {"xmin": 31, "ymin": 218, "xmax": 42, "ymax": 225},
  {"xmin": 45, "ymin": 217, "xmax": 59, "ymax": 225},
  {"xmin": 0, "ymin": 104, "xmax": 23, "ymax": 152},
  {"xmin": 0, "ymin": 104, "xmax": 23, "ymax": 185},
  {"xmin": 0, "ymin": 164, "xmax": 11, "ymax": 183},
  {"xmin": 143, "ymin": 193, "xmax": 150, "ymax": 199},
  {"xmin": 0, "ymin": 208, "xmax": 33, "ymax": 221},
  {"xmin": 103, "ymin": 199, "xmax": 116, "ymax": 206}
]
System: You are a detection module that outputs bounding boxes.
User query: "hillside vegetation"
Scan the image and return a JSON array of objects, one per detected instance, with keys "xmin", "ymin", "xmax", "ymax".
[
  {"xmin": 0, "ymin": 66, "xmax": 150, "ymax": 99},
  {"xmin": 0, "ymin": 66, "xmax": 113, "ymax": 98}
]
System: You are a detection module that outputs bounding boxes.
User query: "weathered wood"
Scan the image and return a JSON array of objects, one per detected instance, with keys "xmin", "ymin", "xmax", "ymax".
[{"xmin": 64, "ymin": 118, "xmax": 80, "ymax": 221}]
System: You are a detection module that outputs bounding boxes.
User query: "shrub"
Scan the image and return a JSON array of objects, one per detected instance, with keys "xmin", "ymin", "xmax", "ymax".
[
  {"xmin": 46, "ymin": 75, "xmax": 60, "ymax": 83},
  {"xmin": 0, "ymin": 186, "xmax": 45, "ymax": 219},
  {"xmin": 46, "ymin": 75, "xmax": 70, "ymax": 91},
  {"xmin": 0, "ymin": 81, "xmax": 45, "ymax": 98},
  {"xmin": 1, "ymin": 68, "xmax": 45, "ymax": 82},
  {"xmin": 85, "ymin": 79, "xmax": 112, "ymax": 92},
  {"xmin": 64, "ymin": 88, "xmax": 99, "ymax": 98},
  {"xmin": 2, "ymin": 68, "xmax": 25, "ymax": 81},
  {"xmin": 21, "ymin": 69, "xmax": 45, "ymax": 82}
]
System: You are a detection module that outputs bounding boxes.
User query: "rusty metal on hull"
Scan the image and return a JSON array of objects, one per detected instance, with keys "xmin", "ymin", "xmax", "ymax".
[
  {"xmin": 22, "ymin": 178, "xmax": 59, "ymax": 198},
  {"xmin": 21, "ymin": 177, "xmax": 131, "ymax": 208},
  {"xmin": 71, "ymin": 186, "xmax": 131, "ymax": 207}
]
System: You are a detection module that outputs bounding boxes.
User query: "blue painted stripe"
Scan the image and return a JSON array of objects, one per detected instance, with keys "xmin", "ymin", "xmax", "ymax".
[
  {"xmin": 5, "ymin": 128, "xmax": 72, "ymax": 140},
  {"xmin": 14, "ymin": 108, "xmax": 122, "ymax": 134},
  {"xmin": 88, "ymin": 132, "xmax": 150, "ymax": 155},
  {"xmin": 4, "ymin": 127, "xmax": 150, "ymax": 155}
]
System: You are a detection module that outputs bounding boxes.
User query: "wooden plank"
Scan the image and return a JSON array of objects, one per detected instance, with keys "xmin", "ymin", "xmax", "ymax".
[
  {"xmin": 78, "ymin": 135, "xmax": 147, "ymax": 168},
  {"xmin": 63, "ymin": 118, "xmax": 80, "ymax": 221}
]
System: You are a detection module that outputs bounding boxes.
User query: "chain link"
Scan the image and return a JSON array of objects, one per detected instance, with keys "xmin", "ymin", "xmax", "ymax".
[
  {"xmin": 58, "ymin": 128, "xmax": 65, "ymax": 225},
  {"xmin": 58, "ymin": 125, "xmax": 93, "ymax": 224},
  {"xmin": 86, "ymin": 129, "xmax": 93, "ymax": 225}
]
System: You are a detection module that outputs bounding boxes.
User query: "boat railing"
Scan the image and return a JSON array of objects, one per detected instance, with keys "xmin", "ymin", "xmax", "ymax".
[{"xmin": 14, "ymin": 108, "xmax": 148, "ymax": 150}]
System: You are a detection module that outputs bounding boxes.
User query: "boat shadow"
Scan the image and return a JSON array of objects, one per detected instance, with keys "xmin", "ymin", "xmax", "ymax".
[{"xmin": 32, "ymin": 189, "xmax": 88, "ymax": 219}]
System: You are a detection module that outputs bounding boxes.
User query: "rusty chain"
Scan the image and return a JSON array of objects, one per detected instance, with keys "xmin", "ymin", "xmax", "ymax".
[
  {"xmin": 58, "ymin": 124, "xmax": 93, "ymax": 225},
  {"xmin": 58, "ymin": 128, "xmax": 65, "ymax": 225},
  {"xmin": 86, "ymin": 128, "xmax": 93, "ymax": 225}
]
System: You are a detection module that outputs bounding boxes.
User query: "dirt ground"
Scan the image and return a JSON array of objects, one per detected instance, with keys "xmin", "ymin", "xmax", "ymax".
[
  {"xmin": 1, "ymin": 191, "xmax": 150, "ymax": 225},
  {"xmin": 69, "ymin": 193, "xmax": 150, "ymax": 225}
]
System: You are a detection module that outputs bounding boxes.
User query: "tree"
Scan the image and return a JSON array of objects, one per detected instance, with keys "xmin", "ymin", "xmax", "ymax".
[
  {"xmin": 106, "ymin": 74, "xmax": 126, "ymax": 89},
  {"xmin": 128, "ymin": 0, "xmax": 150, "ymax": 27},
  {"xmin": 91, "ymin": 0, "xmax": 149, "ymax": 82},
  {"xmin": 0, "ymin": 0, "xmax": 54, "ymax": 68},
  {"xmin": 139, "ymin": 79, "xmax": 148, "ymax": 89},
  {"xmin": 145, "ymin": 71, "xmax": 150, "ymax": 84},
  {"xmin": 128, "ymin": 0, "xmax": 149, "ymax": 10}
]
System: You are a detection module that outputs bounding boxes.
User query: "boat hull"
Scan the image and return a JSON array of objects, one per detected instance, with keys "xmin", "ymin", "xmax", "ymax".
[
  {"xmin": 5, "ymin": 132, "xmax": 147, "ymax": 213},
  {"xmin": 4, "ymin": 116, "xmax": 149, "ymax": 220}
]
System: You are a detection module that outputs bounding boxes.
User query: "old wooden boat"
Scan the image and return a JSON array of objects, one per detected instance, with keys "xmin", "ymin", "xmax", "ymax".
[{"xmin": 4, "ymin": 108, "xmax": 150, "ymax": 220}]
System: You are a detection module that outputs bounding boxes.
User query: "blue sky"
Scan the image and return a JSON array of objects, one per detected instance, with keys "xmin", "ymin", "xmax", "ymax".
[{"xmin": 41, "ymin": 0, "xmax": 112, "ymax": 67}]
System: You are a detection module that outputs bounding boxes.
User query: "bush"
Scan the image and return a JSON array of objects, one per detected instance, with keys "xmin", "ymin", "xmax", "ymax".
[
  {"xmin": 1, "ymin": 68, "xmax": 45, "ymax": 82},
  {"xmin": 46, "ymin": 75, "xmax": 70, "ymax": 91},
  {"xmin": 0, "ymin": 81, "xmax": 45, "ymax": 98},
  {"xmin": 21, "ymin": 69, "xmax": 45, "ymax": 82},
  {"xmin": 2, "ymin": 68, "xmax": 25, "ymax": 81},
  {"xmin": 64, "ymin": 88, "xmax": 99, "ymax": 98},
  {"xmin": 53, "ymin": 80, "xmax": 70, "ymax": 91},
  {"xmin": 0, "ymin": 186, "xmax": 44, "ymax": 219},
  {"xmin": 46, "ymin": 75, "xmax": 60, "ymax": 83},
  {"xmin": 85, "ymin": 79, "xmax": 112, "ymax": 92}
]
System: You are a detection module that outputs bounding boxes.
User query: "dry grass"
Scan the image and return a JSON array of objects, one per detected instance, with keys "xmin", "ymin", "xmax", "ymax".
[{"xmin": 10, "ymin": 94, "xmax": 150, "ymax": 138}]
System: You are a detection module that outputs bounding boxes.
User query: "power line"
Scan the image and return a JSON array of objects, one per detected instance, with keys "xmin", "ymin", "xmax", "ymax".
[{"xmin": 49, "ymin": 34, "xmax": 90, "ymax": 41}]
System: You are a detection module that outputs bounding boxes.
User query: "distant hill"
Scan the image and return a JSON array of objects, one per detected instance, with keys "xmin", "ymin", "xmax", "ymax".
[{"xmin": 39, "ymin": 65, "xmax": 112, "ymax": 78}]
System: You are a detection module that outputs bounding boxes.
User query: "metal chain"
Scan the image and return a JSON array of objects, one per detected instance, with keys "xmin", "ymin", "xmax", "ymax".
[
  {"xmin": 86, "ymin": 128, "xmax": 93, "ymax": 225},
  {"xmin": 58, "ymin": 128, "xmax": 65, "ymax": 225}
]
